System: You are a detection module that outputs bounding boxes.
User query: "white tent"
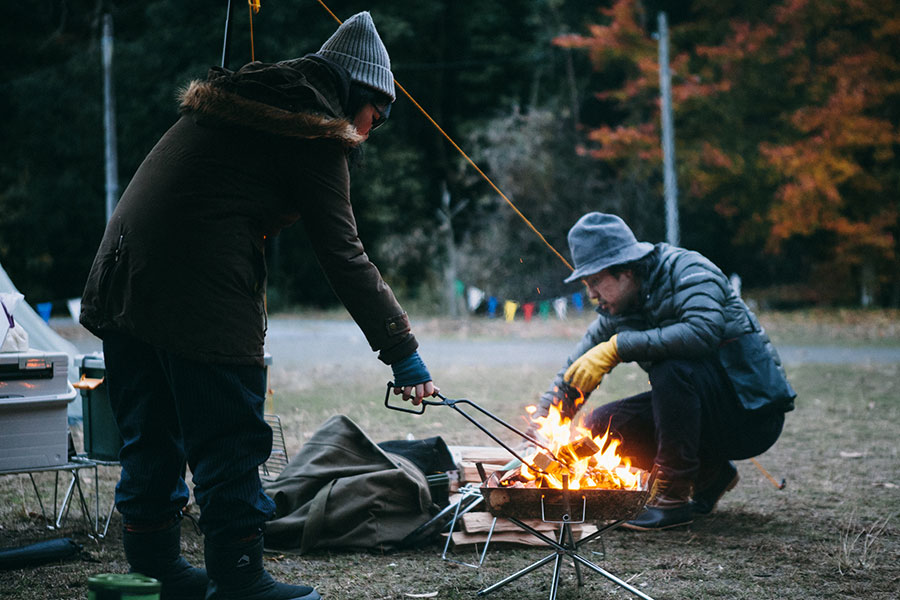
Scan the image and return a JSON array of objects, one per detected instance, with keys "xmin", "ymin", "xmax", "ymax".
[{"xmin": 0, "ymin": 263, "xmax": 83, "ymax": 418}]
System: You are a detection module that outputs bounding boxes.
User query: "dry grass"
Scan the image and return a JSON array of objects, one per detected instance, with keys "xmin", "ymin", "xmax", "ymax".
[
  {"xmin": 837, "ymin": 510, "xmax": 895, "ymax": 576},
  {"xmin": 2, "ymin": 312, "xmax": 899, "ymax": 599}
]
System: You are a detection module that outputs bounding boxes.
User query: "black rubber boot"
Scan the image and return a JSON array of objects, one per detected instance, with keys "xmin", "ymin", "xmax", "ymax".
[
  {"xmin": 204, "ymin": 535, "xmax": 320, "ymax": 600},
  {"xmin": 692, "ymin": 461, "xmax": 739, "ymax": 516},
  {"xmin": 621, "ymin": 477, "xmax": 693, "ymax": 531},
  {"xmin": 122, "ymin": 519, "xmax": 208, "ymax": 600}
]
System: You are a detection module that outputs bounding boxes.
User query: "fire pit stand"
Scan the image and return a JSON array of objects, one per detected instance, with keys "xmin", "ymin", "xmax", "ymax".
[
  {"xmin": 477, "ymin": 469, "xmax": 659, "ymax": 600},
  {"xmin": 476, "ymin": 515, "xmax": 655, "ymax": 600}
]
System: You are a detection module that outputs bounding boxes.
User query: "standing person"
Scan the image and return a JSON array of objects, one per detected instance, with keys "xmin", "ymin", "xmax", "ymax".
[
  {"xmin": 80, "ymin": 12, "xmax": 436, "ymax": 600},
  {"xmin": 534, "ymin": 212, "xmax": 795, "ymax": 531}
]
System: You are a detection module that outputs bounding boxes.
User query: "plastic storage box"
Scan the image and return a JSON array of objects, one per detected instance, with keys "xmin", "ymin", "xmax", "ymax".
[
  {"xmin": 0, "ymin": 350, "xmax": 69, "ymax": 399},
  {"xmin": 0, "ymin": 385, "xmax": 77, "ymax": 471}
]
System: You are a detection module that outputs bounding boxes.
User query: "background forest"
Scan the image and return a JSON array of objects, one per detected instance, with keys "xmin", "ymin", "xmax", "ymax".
[{"xmin": 1, "ymin": 0, "xmax": 898, "ymax": 313}]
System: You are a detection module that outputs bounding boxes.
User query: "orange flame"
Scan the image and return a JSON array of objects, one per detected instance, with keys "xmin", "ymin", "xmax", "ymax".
[{"xmin": 516, "ymin": 403, "xmax": 643, "ymax": 491}]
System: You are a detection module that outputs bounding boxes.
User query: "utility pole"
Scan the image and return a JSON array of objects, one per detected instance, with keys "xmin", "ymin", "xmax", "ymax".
[
  {"xmin": 102, "ymin": 13, "xmax": 119, "ymax": 223},
  {"xmin": 657, "ymin": 11, "xmax": 680, "ymax": 246}
]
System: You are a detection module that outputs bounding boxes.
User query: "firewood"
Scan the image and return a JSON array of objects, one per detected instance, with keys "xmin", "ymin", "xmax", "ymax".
[{"xmin": 569, "ymin": 436, "xmax": 601, "ymax": 459}]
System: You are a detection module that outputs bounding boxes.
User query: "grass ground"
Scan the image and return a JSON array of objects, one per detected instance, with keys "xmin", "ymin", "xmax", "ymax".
[{"xmin": 1, "ymin": 310, "xmax": 898, "ymax": 599}]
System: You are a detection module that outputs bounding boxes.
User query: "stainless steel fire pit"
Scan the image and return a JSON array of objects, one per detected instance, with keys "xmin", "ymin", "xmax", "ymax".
[{"xmin": 480, "ymin": 469, "xmax": 653, "ymax": 522}]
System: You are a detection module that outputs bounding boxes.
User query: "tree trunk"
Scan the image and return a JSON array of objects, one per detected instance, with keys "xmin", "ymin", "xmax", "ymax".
[
  {"xmin": 438, "ymin": 182, "xmax": 461, "ymax": 318},
  {"xmin": 859, "ymin": 261, "xmax": 876, "ymax": 308}
]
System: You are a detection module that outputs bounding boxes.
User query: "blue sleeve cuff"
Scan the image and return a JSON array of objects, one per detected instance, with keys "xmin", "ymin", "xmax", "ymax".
[{"xmin": 391, "ymin": 351, "xmax": 432, "ymax": 387}]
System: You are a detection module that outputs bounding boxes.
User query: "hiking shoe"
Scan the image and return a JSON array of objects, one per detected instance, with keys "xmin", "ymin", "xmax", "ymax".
[
  {"xmin": 621, "ymin": 502, "xmax": 693, "ymax": 531},
  {"xmin": 691, "ymin": 461, "xmax": 739, "ymax": 516},
  {"xmin": 621, "ymin": 485, "xmax": 693, "ymax": 531}
]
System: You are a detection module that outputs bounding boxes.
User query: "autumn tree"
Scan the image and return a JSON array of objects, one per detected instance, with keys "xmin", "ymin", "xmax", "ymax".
[{"xmin": 556, "ymin": 0, "xmax": 900, "ymax": 306}]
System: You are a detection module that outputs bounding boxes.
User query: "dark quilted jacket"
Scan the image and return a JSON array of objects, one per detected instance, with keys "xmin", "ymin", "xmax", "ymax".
[{"xmin": 540, "ymin": 244, "xmax": 795, "ymax": 415}]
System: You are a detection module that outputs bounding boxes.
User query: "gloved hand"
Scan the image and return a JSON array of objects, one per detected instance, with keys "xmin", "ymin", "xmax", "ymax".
[
  {"xmin": 564, "ymin": 334, "xmax": 620, "ymax": 394},
  {"xmin": 391, "ymin": 351, "xmax": 437, "ymax": 405},
  {"xmin": 552, "ymin": 381, "xmax": 583, "ymax": 421}
]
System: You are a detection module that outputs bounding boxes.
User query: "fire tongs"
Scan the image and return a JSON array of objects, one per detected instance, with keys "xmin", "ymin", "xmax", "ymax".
[{"xmin": 383, "ymin": 382, "xmax": 561, "ymax": 476}]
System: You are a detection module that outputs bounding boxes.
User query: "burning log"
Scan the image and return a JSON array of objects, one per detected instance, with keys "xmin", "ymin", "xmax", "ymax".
[
  {"xmin": 569, "ymin": 436, "xmax": 601, "ymax": 459},
  {"xmin": 531, "ymin": 450, "xmax": 567, "ymax": 475},
  {"xmin": 557, "ymin": 436, "xmax": 601, "ymax": 465}
]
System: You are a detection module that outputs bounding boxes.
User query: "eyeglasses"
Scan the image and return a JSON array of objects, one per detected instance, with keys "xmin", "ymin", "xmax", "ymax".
[{"xmin": 371, "ymin": 103, "xmax": 391, "ymax": 130}]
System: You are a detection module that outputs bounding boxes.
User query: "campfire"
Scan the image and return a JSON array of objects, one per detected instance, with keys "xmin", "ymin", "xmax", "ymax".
[{"xmin": 497, "ymin": 388, "xmax": 644, "ymax": 491}]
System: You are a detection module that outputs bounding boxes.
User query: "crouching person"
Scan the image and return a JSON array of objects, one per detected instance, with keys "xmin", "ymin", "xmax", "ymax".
[{"xmin": 534, "ymin": 212, "xmax": 795, "ymax": 531}]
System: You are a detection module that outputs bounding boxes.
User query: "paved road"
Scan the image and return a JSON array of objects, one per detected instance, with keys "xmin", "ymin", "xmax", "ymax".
[
  {"xmin": 263, "ymin": 318, "xmax": 900, "ymax": 368},
  {"xmin": 58, "ymin": 317, "xmax": 900, "ymax": 368}
]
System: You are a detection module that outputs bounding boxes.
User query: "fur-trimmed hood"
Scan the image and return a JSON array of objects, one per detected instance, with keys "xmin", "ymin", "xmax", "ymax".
[{"xmin": 178, "ymin": 75, "xmax": 364, "ymax": 147}]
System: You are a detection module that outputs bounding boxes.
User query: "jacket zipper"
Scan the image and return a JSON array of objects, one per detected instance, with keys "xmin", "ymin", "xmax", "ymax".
[{"xmin": 114, "ymin": 234, "xmax": 124, "ymax": 262}]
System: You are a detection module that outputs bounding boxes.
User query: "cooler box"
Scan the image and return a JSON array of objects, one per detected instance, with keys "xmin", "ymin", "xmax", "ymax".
[
  {"xmin": 0, "ymin": 350, "xmax": 69, "ymax": 399},
  {"xmin": 0, "ymin": 385, "xmax": 77, "ymax": 471},
  {"xmin": 76, "ymin": 354, "xmax": 123, "ymax": 462}
]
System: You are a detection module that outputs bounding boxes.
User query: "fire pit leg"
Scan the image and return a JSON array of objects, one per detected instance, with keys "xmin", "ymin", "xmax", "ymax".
[
  {"xmin": 476, "ymin": 552, "xmax": 558, "ymax": 597},
  {"xmin": 549, "ymin": 538, "xmax": 564, "ymax": 600},
  {"xmin": 475, "ymin": 516, "xmax": 658, "ymax": 600},
  {"xmin": 562, "ymin": 523, "xmax": 584, "ymax": 587}
]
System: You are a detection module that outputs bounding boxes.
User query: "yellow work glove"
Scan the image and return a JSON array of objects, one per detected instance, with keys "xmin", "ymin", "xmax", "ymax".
[{"xmin": 564, "ymin": 334, "xmax": 621, "ymax": 394}]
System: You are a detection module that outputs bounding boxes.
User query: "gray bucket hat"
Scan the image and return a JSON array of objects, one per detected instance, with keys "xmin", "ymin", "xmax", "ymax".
[
  {"xmin": 315, "ymin": 11, "xmax": 396, "ymax": 102},
  {"xmin": 563, "ymin": 212, "xmax": 654, "ymax": 283}
]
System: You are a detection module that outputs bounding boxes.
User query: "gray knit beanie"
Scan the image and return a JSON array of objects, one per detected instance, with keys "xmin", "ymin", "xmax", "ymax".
[{"xmin": 315, "ymin": 12, "xmax": 396, "ymax": 102}]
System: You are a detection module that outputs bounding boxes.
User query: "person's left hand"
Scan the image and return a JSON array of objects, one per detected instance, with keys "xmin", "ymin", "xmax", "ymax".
[{"xmin": 564, "ymin": 334, "xmax": 621, "ymax": 394}]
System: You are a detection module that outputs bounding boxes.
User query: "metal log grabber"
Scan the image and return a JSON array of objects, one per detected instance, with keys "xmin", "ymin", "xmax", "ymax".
[{"xmin": 383, "ymin": 382, "xmax": 562, "ymax": 475}]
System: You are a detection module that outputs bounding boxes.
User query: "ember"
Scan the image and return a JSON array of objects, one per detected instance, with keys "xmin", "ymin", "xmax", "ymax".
[{"xmin": 501, "ymin": 400, "xmax": 644, "ymax": 491}]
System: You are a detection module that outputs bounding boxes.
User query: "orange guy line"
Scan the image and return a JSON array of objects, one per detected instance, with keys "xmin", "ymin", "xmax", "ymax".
[{"xmin": 315, "ymin": 0, "xmax": 573, "ymax": 273}]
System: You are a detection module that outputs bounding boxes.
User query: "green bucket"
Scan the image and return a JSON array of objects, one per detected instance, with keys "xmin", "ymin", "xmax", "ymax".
[{"xmin": 87, "ymin": 573, "xmax": 161, "ymax": 600}]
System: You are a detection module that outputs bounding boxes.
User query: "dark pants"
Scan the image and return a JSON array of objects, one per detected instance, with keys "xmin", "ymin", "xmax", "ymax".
[
  {"xmin": 103, "ymin": 331, "xmax": 276, "ymax": 542},
  {"xmin": 586, "ymin": 357, "xmax": 784, "ymax": 485}
]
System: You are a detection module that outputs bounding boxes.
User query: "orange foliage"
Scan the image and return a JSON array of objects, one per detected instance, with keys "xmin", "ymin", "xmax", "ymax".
[
  {"xmin": 586, "ymin": 124, "xmax": 660, "ymax": 162},
  {"xmin": 558, "ymin": 0, "xmax": 899, "ymax": 291}
]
